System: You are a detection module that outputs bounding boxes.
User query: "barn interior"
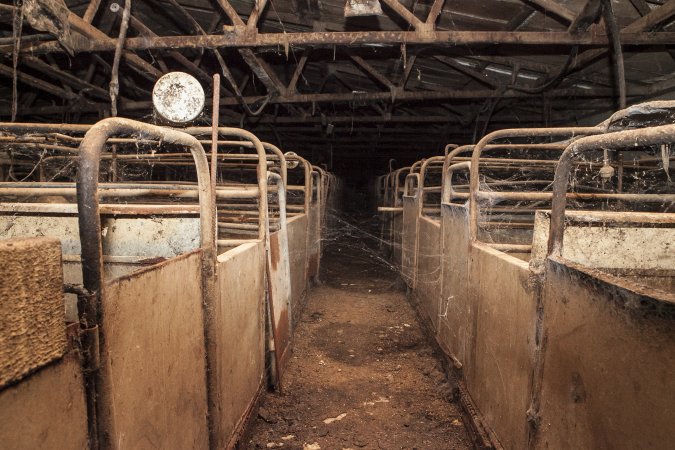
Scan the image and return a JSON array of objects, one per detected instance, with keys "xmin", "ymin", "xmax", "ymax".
[{"xmin": 0, "ymin": 1, "xmax": 674, "ymax": 449}]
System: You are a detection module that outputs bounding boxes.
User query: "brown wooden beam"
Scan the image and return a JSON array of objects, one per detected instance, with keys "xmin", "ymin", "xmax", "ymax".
[
  {"xmin": 288, "ymin": 50, "xmax": 310, "ymax": 94},
  {"xmin": 399, "ymin": 53, "xmax": 417, "ymax": 88},
  {"xmin": 67, "ymin": 12, "xmax": 162, "ymax": 80},
  {"xmin": 505, "ymin": 6, "xmax": 536, "ymax": 31},
  {"xmin": 215, "ymin": 0, "xmax": 245, "ymax": 27},
  {"xmin": 425, "ymin": 0, "xmax": 446, "ymax": 27},
  {"xmin": 349, "ymin": 53, "xmax": 397, "ymax": 91},
  {"xmin": 82, "ymin": 0, "xmax": 102, "ymax": 23},
  {"xmin": 123, "ymin": 12, "xmax": 212, "ymax": 85},
  {"xmin": 1, "ymin": 84, "xmax": 642, "ymax": 119},
  {"xmin": 238, "ymin": 49, "xmax": 287, "ymax": 95},
  {"xmin": 12, "ymin": 29, "xmax": 675, "ymax": 56},
  {"xmin": 247, "ymin": 0, "xmax": 268, "ymax": 30},
  {"xmin": 20, "ymin": 56, "xmax": 112, "ymax": 101},
  {"xmin": 568, "ymin": 0, "xmax": 602, "ymax": 34},
  {"xmin": 0, "ymin": 63, "xmax": 76, "ymax": 100},
  {"xmin": 435, "ymin": 56, "xmax": 498, "ymax": 89},
  {"xmin": 523, "ymin": 0, "xmax": 576, "ymax": 24},
  {"xmin": 380, "ymin": 0, "xmax": 424, "ymax": 29},
  {"xmin": 571, "ymin": 0, "xmax": 675, "ymax": 70}
]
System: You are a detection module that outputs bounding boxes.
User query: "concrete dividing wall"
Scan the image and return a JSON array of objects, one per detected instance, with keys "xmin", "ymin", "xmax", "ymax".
[
  {"xmin": 101, "ymin": 251, "xmax": 209, "ymax": 450},
  {"xmin": 536, "ymin": 258, "xmax": 675, "ymax": 450},
  {"xmin": 414, "ymin": 217, "xmax": 442, "ymax": 330},
  {"xmin": 214, "ymin": 242, "xmax": 266, "ymax": 449},
  {"xmin": 467, "ymin": 244, "xmax": 537, "ymax": 450},
  {"xmin": 0, "ymin": 214, "xmax": 200, "ymax": 258},
  {"xmin": 287, "ymin": 215, "xmax": 309, "ymax": 325},
  {"xmin": 532, "ymin": 211, "xmax": 675, "ymax": 270}
]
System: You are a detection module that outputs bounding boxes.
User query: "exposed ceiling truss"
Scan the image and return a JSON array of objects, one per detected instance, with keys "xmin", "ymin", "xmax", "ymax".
[{"xmin": 1, "ymin": 0, "xmax": 675, "ymax": 161}]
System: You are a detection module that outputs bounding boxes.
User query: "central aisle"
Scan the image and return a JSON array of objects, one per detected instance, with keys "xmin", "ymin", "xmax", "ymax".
[{"xmin": 246, "ymin": 216, "xmax": 471, "ymax": 450}]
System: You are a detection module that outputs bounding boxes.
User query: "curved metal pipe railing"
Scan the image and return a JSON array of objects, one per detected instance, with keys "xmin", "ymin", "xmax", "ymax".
[
  {"xmin": 76, "ymin": 118, "xmax": 216, "ymax": 317},
  {"xmin": 549, "ymin": 124, "xmax": 675, "ymax": 256}
]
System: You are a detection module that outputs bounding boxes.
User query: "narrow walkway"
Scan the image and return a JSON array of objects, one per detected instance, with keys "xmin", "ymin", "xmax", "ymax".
[{"xmin": 246, "ymin": 216, "xmax": 471, "ymax": 450}]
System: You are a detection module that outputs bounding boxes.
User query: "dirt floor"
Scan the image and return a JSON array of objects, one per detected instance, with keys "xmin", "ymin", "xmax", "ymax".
[{"xmin": 244, "ymin": 215, "xmax": 472, "ymax": 450}]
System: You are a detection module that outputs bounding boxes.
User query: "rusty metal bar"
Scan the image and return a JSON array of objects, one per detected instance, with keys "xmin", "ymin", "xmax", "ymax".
[
  {"xmin": 0, "ymin": 202, "xmax": 200, "ymax": 214},
  {"xmin": 442, "ymin": 161, "xmax": 471, "ymax": 205},
  {"xmin": 486, "ymin": 243, "xmax": 533, "ymax": 253},
  {"xmin": 183, "ymin": 126, "xmax": 268, "ymax": 241}
]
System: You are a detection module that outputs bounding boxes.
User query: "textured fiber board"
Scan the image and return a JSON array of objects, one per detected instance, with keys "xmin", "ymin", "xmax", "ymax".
[
  {"xmin": 0, "ymin": 352, "xmax": 88, "ymax": 449},
  {"xmin": 100, "ymin": 251, "xmax": 209, "ymax": 450},
  {"xmin": 214, "ymin": 242, "xmax": 266, "ymax": 448},
  {"xmin": 0, "ymin": 237, "xmax": 66, "ymax": 387}
]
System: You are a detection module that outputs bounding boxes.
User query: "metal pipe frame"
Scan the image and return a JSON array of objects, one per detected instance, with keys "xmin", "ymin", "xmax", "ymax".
[
  {"xmin": 183, "ymin": 126, "xmax": 269, "ymax": 242},
  {"xmin": 469, "ymin": 127, "xmax": 606, "ymax": 241},
  {"xmin": 549, "ymin": 124, "xmax": 675, "ymax": 256},
  {"xmin": 75, "ymin": 117, "xmax": 216, "ymax": 447}
]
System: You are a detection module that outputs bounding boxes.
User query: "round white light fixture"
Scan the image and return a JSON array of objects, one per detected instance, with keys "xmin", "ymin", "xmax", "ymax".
[{"xmin": 152, "ymin": 72, "xmax": 205, "ymax": 123}]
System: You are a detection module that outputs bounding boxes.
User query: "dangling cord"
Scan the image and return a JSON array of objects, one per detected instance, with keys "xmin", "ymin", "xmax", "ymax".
[
  {"xmin": 11, "ymin": 0, "xmax": 24, "ymax": 122},
  {"xmin": 110, "ymin": 0, "xmax": 131, "ymax": 117},
  {"xmin": 601, "ymin": 0, "xmax": 626, "ymax": 109}
]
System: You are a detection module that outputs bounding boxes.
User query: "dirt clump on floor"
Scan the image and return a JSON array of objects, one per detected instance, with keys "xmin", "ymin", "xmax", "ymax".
[{"xmin": 244, "ymin": 222, "xmax": 471, "ymax": 450}]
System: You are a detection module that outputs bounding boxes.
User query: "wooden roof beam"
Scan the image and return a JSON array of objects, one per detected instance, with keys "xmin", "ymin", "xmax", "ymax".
[
  {"xmin": 238, "ymin": 49, "xmax": 287, "ymax": 95},
  {"xmin": 288, "ymin": 50, "xmax": 310, "ymax": 95},
  {"xmin": 523, "ymin": 0, "xmax": 576, "ymax": 24},
  {"xmin": 247, "ymin": 0, "xmax": 268, "ymax": 30},
  {"xmin": 0, "ymin": 63, "xmax": 77, "ymax": 100},
  {"xmin": 379, "ymin": 0, "xmax": 424, "ymax": 29},
  {"xmin": 434, "ymin": 56, "xmax": 498, "ymax": 89},
  {"xmin": 67, "ymin": 12, "xmax": 162, "ymax": 80},
  {"xmin": 12, "ymin": 29, "xmax": 675, "ymax": 55},
  {"xmin": 568, "ymin": 0, "xmax": 603, "ymax": 33},
  {"xmin": 20, "ymin": 56, "xmax": 113, "ymax": 101},
  {"xmin": 349, "ymin": 53, "xmax": 397, "ymax": 91},
  {"xmin": 122, "ymin": 12, "xmax": 212, "ymax": 85},
  {"xmin": 425, "ymin": 0, "xmax": 446, "ymax": 28},
  {"xmin": 215, "ymin": 0, "xmax": 245, "ymax": 28},
  {"xmin": 571, "ymin": 0, "xmax": 675, "ymax": 70}
]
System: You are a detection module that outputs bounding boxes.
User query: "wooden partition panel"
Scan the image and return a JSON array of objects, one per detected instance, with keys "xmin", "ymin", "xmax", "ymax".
[
  {"xmin": 101, "ymin": 251, "xmax": 209, "ymax": 450},
  {"xmin": 401, "ymin": 195, "xmax": 419, "ymax": 287},
  {"xmin": 0, "ymin": 353, "xmax": 89, "ymax": 449},
  {"xmin": 414, "ymin": 217, "xmax": 442, "ymax": 329},
  {"xmin": 287, "ymin": 215, "xmax": 309, "ymax": 325},
  {"xmin": 214, "ymin": 242, "xmax": 266, "ymax": 449},
  {"xmin": 535, "ymin": 258, "xmax": 675, "ymax": 450},
  {"xmin": 391, "ymin": 211, "xmax": 403, "ymax": 267},
  {"xmin": 0, "ymin": 237, "xmax": 88, "ymax": 449},
  {"xmin": 438, "ymin": 204, "xmax": 472, "ymax": 369},
  {"xmin": 307, "ymin": 203, "xmax": 321, "ymax": 280},
  {"xmin": 467, "ymin": 244, "xmax": 537, "ymax": 450}
]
